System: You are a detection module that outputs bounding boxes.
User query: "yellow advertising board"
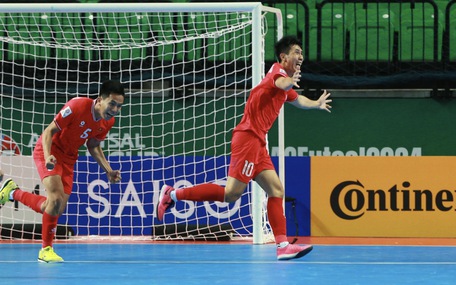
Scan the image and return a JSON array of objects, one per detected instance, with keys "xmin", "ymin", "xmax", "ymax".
[{"xmin": 311, "ymin": 157, "xmax": 456, "ymax": 237}]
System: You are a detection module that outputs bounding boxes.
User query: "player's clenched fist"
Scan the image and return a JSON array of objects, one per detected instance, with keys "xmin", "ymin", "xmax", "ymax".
[
  {"xmin": 46, "ymin": 155, "xmax": 57, "ymax": 171},
  {"xmin": 107, "ymin": 170, "xmax": 122, "ymax": 183}
]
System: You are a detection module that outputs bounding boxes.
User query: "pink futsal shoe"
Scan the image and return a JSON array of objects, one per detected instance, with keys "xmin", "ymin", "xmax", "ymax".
[
  {"xmin": 157, "ymin": 184, "xmax": 175, "ymax": 221},
  {"xmin": 277, "ymin": 244, "xmax": 313, "ymax": 260}
]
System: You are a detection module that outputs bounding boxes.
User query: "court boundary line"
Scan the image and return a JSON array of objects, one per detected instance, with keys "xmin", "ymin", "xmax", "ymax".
[
  {"xmin": 1, "ymin": 260, "xmax": 456, "ymax": 265},
  {"xmin": 2, "ymin": 236, "xmax": 456, "ymax": 246}
]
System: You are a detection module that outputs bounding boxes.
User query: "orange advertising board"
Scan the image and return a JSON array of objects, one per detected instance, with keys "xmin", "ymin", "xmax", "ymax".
[{"xmin": 311, "ymin": 157, "xmax": 456, "ymax": 237}]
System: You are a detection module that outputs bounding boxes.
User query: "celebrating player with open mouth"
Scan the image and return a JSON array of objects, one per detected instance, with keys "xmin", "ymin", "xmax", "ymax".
[{"xmin": 158, "ymin": 36, "xmax": 331, "ymax": 260}]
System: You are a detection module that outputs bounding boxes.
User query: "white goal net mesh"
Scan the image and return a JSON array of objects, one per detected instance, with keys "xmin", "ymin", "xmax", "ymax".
[{"xmin": 0, "ymin": 3, "xmax": 279, "ymax": 242}]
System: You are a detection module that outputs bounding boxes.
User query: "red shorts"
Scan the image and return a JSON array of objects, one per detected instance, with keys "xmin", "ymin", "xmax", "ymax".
[
  {"xmin": 228, "ymin": 131, "xmax": 275, "ymax": 184},
  {"xmin": 33, "ymin": 143, "xmax": 75, "ymax": 195}
]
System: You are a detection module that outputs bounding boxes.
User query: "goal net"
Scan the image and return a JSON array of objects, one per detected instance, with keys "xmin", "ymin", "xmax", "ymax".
[{"xmin": 0, "ymin": 3, "xmax": 282, "ymax": 243}]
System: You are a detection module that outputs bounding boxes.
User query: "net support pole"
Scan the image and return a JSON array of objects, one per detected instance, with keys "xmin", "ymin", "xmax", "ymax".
[
  {"xmin": 275, "ymin": 10, "xmax": 286, "ymax": 226},
  {"xmin": 251, "ymin": 3, "xmax": 265, "ymax": 245},
  {"xmin": 252, "ymin": 5, "xmax": 283, "ymax": 245},
  {"xmin": 262, "ymin": 6, "xmax": 286, "ymax": 216}
]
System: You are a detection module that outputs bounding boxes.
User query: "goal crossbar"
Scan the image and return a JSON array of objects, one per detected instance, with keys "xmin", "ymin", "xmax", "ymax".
[{"xmin": 0, "ymin": 2, "xmax": 264, "ymax": 13}]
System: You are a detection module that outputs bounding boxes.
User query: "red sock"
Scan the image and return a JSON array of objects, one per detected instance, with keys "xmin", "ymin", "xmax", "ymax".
[
  {"xmin": 267, "ymin": 197, "xmax": 288, "ymax": 244},
  {"xmin": 175, "ymin": 183, "xmax": 225, "ymax": 202},
  {"xmin": 42, "ymin": 212, "xmax": 59, "ymax": 248},
  {"xmin": 13, "ymin": 189, "xmax": 46, "ymax": 213}
]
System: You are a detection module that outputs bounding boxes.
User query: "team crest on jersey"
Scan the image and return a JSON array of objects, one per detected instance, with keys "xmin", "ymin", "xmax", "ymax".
[{"xmin": 60, "ymin": 106, "xmax": 72, "ymax": 118}]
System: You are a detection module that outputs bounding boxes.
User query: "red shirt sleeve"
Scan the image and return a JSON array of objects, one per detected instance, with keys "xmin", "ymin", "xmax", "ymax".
[
  {"xmin": 286, "ymin": 88, "xmax": 299, "ymax": 102},
  {"xmin": 54, "ymin": 100, "xmax": 78, "ymax": 131}
]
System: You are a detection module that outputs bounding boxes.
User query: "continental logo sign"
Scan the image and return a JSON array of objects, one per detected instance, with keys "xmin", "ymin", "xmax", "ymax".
[
  {"xmin": 330, "ymin": 180, "xmax": 453, "ymax": 220},
  {"xmin": 311, "ymin": 157, "xmax": 456, "ymax": 237}
]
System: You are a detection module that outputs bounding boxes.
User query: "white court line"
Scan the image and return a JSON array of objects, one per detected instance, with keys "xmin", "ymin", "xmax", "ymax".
[{"xmin": 2, "ymin": 260, "xmax": 456, "ymax": 265}]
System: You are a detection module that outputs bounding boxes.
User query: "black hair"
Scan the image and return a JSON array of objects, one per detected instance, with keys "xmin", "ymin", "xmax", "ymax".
[
  {"xmin": 274, "ymin": 35, "xmax": 303, "ymax": 62},
  {"xmin": 99, "ymin": 80, "xmax": 125, "ymax": 98}
]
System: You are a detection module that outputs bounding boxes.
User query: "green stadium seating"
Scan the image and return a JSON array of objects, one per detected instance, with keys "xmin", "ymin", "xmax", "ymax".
[
  {"xmin": 50, "ymin": 13, "xmax": 94, "ymax": 60},
  {"xmin": 4, "ymin": 13, "xmax": 52, "ymax": 61},
  {"xmin": 398, "ymin": 4, "xmax": 443, "ymax": 61},
  {"xmin": 445, "ymin": 1, "xmax": 456, "ymax": 61},
  {"xmin": 263, "ymin": 11, "xmax": 279, "ymax": 62},
  {"xmin": 178, "ymin": 12, "xmax": 204, "ymax": 62},
  {"xmin": 311, "ymin": 5, "xmax": 348, "ymax": 61},
  {"xmin": 214, "ymin": 12, "xmax": 253, "ymax": 63},
  {"xmin": 178, "ymin": 12, "xmax": 225, "ymax": 62},
  {"xmin": 94, "ymin": 12, "xmax": 150, "ymax": 60},
  {"xmin": 0, "ymin": 14, "xmax": 7, "ymax": 61},
  {"xmin": 276, "ymin": 3, "xmax": 301, "ymax": 37},
  {"xmin": 149, "ymin": 12, "xmax": 179, "ymax": 62},
  {"xmin": 348, "ymin": 8, "xmax": 396, "ymax": 61},
  {"xmin": 449, "ymin": 17, "xmax": 456, "ymax": 61},
  {"xmin": 262, "ymin": 2, "xmax": 306, "ymax": 62},
  {"xmin": 172, "ymin": 11, "xmax": 253, "ymax": 63},
  {"xmin": 434, "ymin": 0, "xmax": 451, "ymax": 13}
]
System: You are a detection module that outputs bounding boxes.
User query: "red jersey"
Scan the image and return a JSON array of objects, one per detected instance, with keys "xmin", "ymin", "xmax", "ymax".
[
  {"xmin": 36, "ymin": 97, "xmax": 115, "ymax": 164},
  {"xmin": 233, "ymin": 63, "xmax": 298, "ymax": 144}
]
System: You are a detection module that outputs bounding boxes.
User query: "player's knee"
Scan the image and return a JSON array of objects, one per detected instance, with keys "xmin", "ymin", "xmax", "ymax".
[
  {"xmin": 224, "ymin": 191, "xmax": 243, "ymax": 203},
  {"xmin": 47, "ymin": 196, "xmax": 64, "ymax": 215},
  {"xmin": 269, "ymin": 184, "xmax": 284, "ymax": 198}
]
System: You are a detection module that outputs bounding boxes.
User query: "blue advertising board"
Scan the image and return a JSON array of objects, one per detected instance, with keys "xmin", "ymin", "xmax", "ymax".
[
  {"xmin": 60, "ymin": 156, "xmax": 311, "ymax": 237},
  {"xmin": 61, "ymin": 156, "xmax": 250, "ymax": 236},
  {"xmin": 282, "ymin": 156, "xmax": 311, "ymax": 237}
]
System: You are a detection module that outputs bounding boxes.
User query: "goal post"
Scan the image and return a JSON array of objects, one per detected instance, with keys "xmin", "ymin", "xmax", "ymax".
[
  {"xmin": 251, "ymin": 5, "xmax": 285, "ymax": 245},
  {"xmin": 0, "ymin": 2, "xmax": 284, "ymax": 243}
]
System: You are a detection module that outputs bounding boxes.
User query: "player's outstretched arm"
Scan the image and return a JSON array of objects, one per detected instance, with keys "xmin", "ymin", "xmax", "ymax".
[{"xmin": 290, "ymin": 90, "xmax": 332, "ymax": 112}]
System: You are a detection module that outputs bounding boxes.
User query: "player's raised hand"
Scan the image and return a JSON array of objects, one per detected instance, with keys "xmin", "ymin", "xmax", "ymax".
[
  {"xmin": 291, "ymin": 65, "xmax": 301, "ymax": 88},
  {"xmin": 317, "ymin": 90, "xmax": 332, "ymax": 113},
  {"xmin": 107, "ymin": 170, "xmax": 122, "ymax": 183}
]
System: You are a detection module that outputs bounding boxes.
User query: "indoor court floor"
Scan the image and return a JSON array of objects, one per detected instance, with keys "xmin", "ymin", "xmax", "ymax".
[{"xmin": 2, "ymin": 237, "xmax": 456, "ymax": 285}]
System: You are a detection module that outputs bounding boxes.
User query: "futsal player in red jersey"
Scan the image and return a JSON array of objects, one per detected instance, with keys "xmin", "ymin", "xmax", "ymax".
[
  {"xmin": 0, "ymin": 80, "xmax": 125, "ymax": 263},
  {"xmin": 157, "ymin": 36, "xmax": 332, "ymax": 260}
]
